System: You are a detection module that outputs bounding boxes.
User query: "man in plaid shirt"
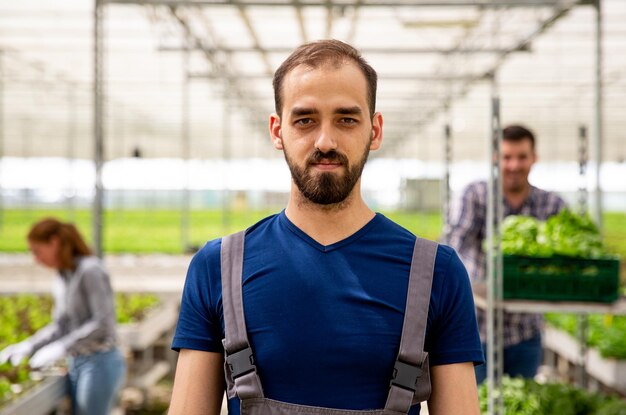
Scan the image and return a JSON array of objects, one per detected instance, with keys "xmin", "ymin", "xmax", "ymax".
[{"xmin": 447, "ymin": 124, "xmax": 566, "ymax": 383}]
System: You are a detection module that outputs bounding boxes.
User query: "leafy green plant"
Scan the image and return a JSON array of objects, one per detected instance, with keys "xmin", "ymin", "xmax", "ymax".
[
  {"xmin": 116, "ymin": 293, "xmax": 160, "ymax": 324},
  {"xmin": 546, "ymin": 313, "xmax": 626, "ymax": 359},
  {"xmin": 543, "ymin": 209, "xmax": 606, "ymax": 258},
  {"xmin": 501, "ymin": 216, "xmax": 550, "ymax": 257},
  {"xmin": 0, "ymin": 293, "xmax": 161, "ymax": 404},
  {"xmin": 501, "ymin": 209, "xmax": 612, "ymax": 259},
  {"xmin": 479, "ymin": 377, "xmax": 540, "ymax": 414},
  {"xmin": 478, "ymin": 377, "xmax": 626, "ymax": 414}
]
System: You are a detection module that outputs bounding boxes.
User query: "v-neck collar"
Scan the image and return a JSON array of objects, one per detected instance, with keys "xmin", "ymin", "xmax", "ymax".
[{"xmin": 279, "ymin": 210, "xmax": 381, "ymax": 253}]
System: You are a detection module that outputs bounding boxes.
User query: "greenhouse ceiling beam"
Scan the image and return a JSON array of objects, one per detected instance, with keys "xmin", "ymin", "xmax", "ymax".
[
  {"xmin": 170, "ymin": 8, "xmax": 270, "ymax": 131},
  {"xmin": 292, "ymin": 0, "xmax": 309, "ymax": 42},
  {"xmin": 106, "ymin": 0, "xmax": 567, "ymax": 7},
  {"xmin": 234, "ymin": 3, "xmax": 273, "ymax": 75},
  {"xmin": 344, "ymin": 0, "xmax": 362, "ymax": 44},
  {"xmin": 325, "ymin": 0, "xmax": 333, "ymax": 38},
  {"xmin": 162, "ymin": 45, "xmax": 524, "ymax": 54},
  {"xmin": 377, "ymin": 0, "xmax": 581, "ymax": 156}
]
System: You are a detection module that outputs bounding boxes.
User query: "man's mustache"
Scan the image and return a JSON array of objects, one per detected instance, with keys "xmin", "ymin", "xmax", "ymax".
[{"xmin": 307, "ymin": 149, "xmax": 349, "ymax": 166}]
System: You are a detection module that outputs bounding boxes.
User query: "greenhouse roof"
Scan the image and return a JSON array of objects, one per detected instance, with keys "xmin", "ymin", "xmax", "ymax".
[{"xmin": 0, "ymin": 0, "xmax": 624, "ymax": 163}]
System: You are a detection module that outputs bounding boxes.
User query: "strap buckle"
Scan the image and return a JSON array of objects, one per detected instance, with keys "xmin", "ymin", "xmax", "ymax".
[
  {"xmin": 225, "ymin": 346, "xmax": 256, "ymax": 380},
  {"xmin": 390, "ymin": 359, "xmax": 424, "ymax": 393}
]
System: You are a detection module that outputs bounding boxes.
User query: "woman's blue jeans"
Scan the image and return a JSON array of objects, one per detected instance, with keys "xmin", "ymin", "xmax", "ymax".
[
  {"xmin": 475, "ymin": 333, "xmax": 543, "ymax": 384},
  {"xmin": 67, "ymin": 347, "xmax": 127, "ymax": 415}
]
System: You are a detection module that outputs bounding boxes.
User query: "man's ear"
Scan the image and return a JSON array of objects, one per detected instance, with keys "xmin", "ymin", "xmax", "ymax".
[
  {"xmin": 269, "ymin": 113, "xmax": 283, "ymax": 150},
  {"xmin": 369, "ymin": 112, "xmax": 383, "ymax": 151}
]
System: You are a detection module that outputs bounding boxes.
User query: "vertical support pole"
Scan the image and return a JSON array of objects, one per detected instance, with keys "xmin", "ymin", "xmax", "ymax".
[
  {"xmin": 578, "ymin": 125, "xmax": 588, "ymax": 215},
  {"xmin": 576, "ymin": 314, "xmax": 589, "ymax": 388},
  {"xmin": 486, "ymin": 74, "xmax": 504, "ymax": 415},
  {"xmin": 576, "ymin": 123, "xmax": 590, "ymax": 386},
  {"xmin": 0, "ymin": 50, "xmax": 4, "ymax": 232},
  {"xmin": 21, "ymin": 117, "xmax": 32, "ymax": 214},
  {"xmin": 116, "ymin": 104, "xmax": 126, "ymax": 214},
  {"xmin": 93, "ymin": 0, "xmax": 105, "ymax": 257},
  {"xmin": 181, "ymin": 37, "xmax": 191, "ymax": 252},
  {"xmin": 441, "ymin": 119, "xmax": 452, "ymax": 244},
  {"xmin": 593, "ymin": 0, "xmax": 603, "ymax": 232},
  {"xmin": 67, "ymin": 82, "xmax": 77, "ymax": 221},
  {"xmin": 221, "ymin": 89, "xmax": 231, "ymax": 234}
]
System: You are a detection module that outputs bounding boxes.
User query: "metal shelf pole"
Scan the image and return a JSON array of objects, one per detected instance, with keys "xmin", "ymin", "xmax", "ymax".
[
  {"xmin": 181, "ymin": 36, "xmax": 191, "ymax": 252},
  {"xmin": 486, "ymin": 73, "xmax": 504, "ymax": 415},
  {"xmin": 0, "ymin": 50, "xmax": 4, "ymax": 232},
  {"xmin": 93, "ymin": 0, "xmax": 105, "ymax": 257},
  {"xmin": 441, "ymin": 119, "xmax": 452, "ymax": 244},
  {"xmin": 592, "ymin": 0, "xmax": 604, "ymax": 232}
]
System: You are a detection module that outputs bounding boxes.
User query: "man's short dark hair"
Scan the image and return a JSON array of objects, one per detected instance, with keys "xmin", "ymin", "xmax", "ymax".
[
  {"xmin": 272, "ymin": 39, "xmax": 378, "ymax": 118},
  {"xmin": 502, "ymin": 124, "xmax": 535, "ymax": 150}
]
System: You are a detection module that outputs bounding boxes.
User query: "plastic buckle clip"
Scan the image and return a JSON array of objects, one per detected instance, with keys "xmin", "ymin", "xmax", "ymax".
[
  {"xmin": 226, "ymin": 346, "xmax": 256, "ymax": 380},
  {"xmin": 390, "ymin": 360, "xmax": 423, "ymax": 392}
]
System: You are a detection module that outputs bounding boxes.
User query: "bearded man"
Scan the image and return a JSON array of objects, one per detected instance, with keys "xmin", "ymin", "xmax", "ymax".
[{"xmin": 169, "ymin": 40, "xmax": 483, "ymax": 415}]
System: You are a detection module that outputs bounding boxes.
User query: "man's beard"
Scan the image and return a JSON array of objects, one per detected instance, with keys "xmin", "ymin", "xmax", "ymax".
[{"xmin": 284, "ymin": 144, "xmax": 370, "ymax": 205}]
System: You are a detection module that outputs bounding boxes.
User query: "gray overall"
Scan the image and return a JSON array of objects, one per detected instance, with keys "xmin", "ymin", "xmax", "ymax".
[{"xmin": 220, "ymin": 231, "xmax": 438, "ymax": 415}]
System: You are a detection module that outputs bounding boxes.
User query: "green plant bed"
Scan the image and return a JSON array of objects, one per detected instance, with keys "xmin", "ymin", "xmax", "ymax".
[
  {"xmin": 2, "ymin": 209, "xmax": 625, "ymax": 256},
  {"xmin": 0, "ymin": 209, "xmax": 275, "ymax": 253},
  {"xmin": 0, "ymin": 208, "xmax": 447, "ymax": 253},
  {"xmin": 479, "ymin": 377, "xmax": 626, "ymax": 415},
  {"xmin": 0, "ymin": 293, "xmax": 161, "ymax": 405},
  {"xmin": 546, "ymin": 313, "xmax": 626, "ymax": 360}
]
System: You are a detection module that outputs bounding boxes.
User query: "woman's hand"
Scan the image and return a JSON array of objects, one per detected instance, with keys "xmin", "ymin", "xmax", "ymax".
[
  {"xmin": 29, "ymin": 341, "xmax": 66, "ymax": 369},
  {"xmin": 0, "ymin": 341, "xmax": 33, "ymax": 366}
]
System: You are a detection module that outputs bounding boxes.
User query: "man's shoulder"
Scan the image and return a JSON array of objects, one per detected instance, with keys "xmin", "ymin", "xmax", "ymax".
[
  {"xmin": 530, "ymin": 185, "xmax": 567, "ymax": 210},
  {"xmin": 530, "ymin": 185, "xmax": 564, "ymax": 200},
  {"xmin": 377, "ymin": 215, "xmax": 459, "ymax": 264},
  {"xmin": 188, "ymin": 213, "xmax": 281, "ymax": 273},
  {"xmin": 375, "ymin": 213, "xmax": 416, "ymax": 237},
  {"xmin": 456, "ymin": 181, "xmax": 488, "ymax": 204},
  {"xmin": 464, "ymin": 180, "xmax": 487, "ymax": 193},
  {"xmin": 196, "ymin": 212, "xmax": 281, "ymax": 253}
]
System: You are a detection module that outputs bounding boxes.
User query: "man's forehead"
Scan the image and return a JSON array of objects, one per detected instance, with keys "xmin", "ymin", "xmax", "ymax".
[
  {"xmin": 502, "ymin": 139, "xmax": 534, "ymax": 154},
  {"xmin": 283, "ymin": 60, "xmax": 365, "ymax": 85},
  {"xmin": 281, "ymin": 62, "xmax": 368, "ymax": 111}
]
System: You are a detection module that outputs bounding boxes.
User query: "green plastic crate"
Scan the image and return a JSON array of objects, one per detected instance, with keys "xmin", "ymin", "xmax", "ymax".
[{"xmin": 502, "ymin": 255, "xmax": 620, "ymax": 303}]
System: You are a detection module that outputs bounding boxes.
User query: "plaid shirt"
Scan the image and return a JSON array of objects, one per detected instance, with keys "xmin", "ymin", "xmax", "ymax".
[{"xmin": 447, "ymin": 181, "xmax": 566, "ymax": 347}]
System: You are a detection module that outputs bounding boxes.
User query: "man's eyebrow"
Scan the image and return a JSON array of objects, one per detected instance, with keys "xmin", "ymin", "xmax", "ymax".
[
  {"xmin": 290, "ymin": 106, "xmax": 363, "ymax": 116},
  {"xmin": 291, "ymin": 107, "xmax": 318, "ymax": 117},
  {"xmin": 336, "ymin": 106, "xmax": 362, "ymax": 115}
]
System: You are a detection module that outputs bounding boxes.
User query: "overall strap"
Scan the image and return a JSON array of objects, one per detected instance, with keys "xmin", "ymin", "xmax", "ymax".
[
  {"xmin": 221, "ymin": 230, "xmax": 264, "ymax": 400},
  {"xmin": 385, "ymin": 237, "xmax": 438, "ymax": 414}
]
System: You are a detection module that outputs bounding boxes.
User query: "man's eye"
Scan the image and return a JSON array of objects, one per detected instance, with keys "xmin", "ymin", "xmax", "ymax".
[
  {"xmin": 340, "ymin": 118, "xmax": 357, "ymax": 125},
  {"xmin": 295, "ymin": 118, "xmax": 313, "ymax": 126}
]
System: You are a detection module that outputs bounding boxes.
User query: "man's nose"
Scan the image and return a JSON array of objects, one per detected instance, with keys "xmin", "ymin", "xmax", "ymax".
[
  {"xmin": 503, "ymin": 158, "xmax": 519, "ymax": 170},
  {"xmin": 314, "ymin": 123, "xmax": 337, "ymax": 154}
]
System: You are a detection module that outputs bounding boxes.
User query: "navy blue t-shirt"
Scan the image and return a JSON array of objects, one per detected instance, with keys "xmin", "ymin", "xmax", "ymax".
[{"xmin": 172, "ymin": 211, "xmax": 483, "ymax": 414}]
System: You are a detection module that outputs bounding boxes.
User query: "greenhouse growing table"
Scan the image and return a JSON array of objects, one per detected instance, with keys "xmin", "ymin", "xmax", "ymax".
[
  {"xmin": 472, "ymin": 283, "xmax": 626, "ymax": 314},
  {"xmin": 472, "ymin": 283, "xmax": 626, "ymax": 395},
  {"xmin": 0, "ymin": 296, "xmax": 180, "ymax": 415}
]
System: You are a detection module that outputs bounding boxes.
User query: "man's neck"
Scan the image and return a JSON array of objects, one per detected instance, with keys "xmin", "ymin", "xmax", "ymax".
[{"xmin": 284, "ymin": 185, "xmax": 375, "ymax": 246}]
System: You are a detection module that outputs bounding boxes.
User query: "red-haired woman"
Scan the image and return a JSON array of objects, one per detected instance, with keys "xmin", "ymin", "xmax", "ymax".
[{"xmin": 0, "ymin": 218, "xmax": 126, "ymax": 415}]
